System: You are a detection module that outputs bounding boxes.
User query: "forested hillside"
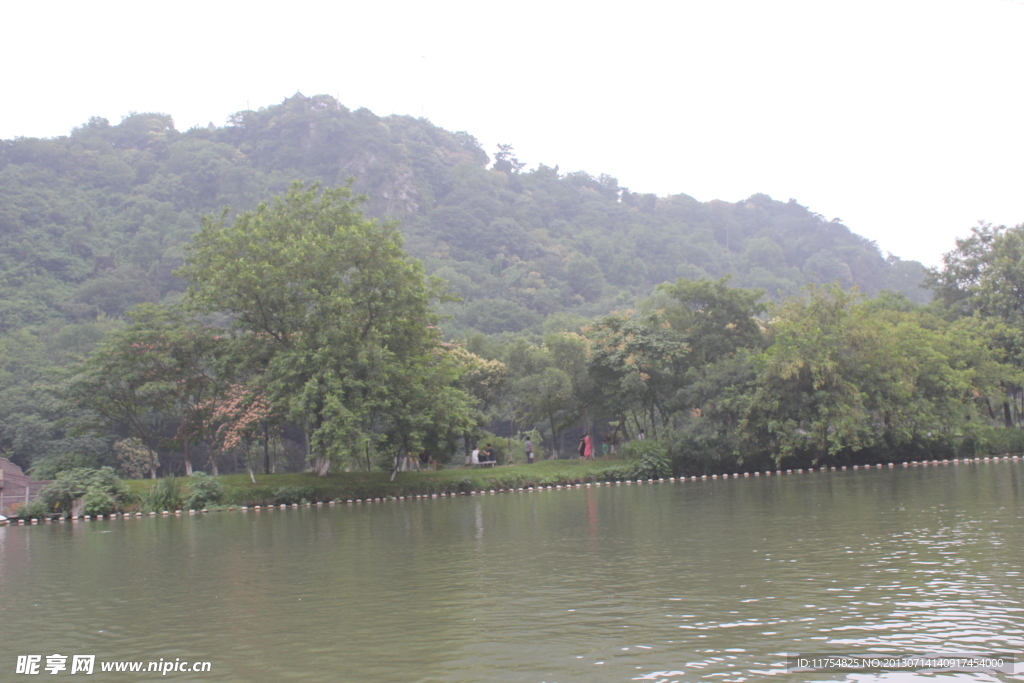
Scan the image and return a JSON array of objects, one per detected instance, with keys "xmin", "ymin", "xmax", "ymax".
[
  {"xmin": 0, "ymin": 93, "xmax": 926, "ymax": 338},
  {"xmin": 2, "ymin": 93, "xmax": 953, "ymax": 480}
]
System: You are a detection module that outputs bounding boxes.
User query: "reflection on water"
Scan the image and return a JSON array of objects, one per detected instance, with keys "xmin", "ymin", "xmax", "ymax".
[{"xmin": 1, "ymin": 462, "xmax": 1022, "ymax": 682}]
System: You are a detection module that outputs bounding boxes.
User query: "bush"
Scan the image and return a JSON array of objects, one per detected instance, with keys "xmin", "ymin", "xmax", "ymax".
[
  {"xmin": 16, "ymin": 498, "xmax": 51, "ymax": 520},
  {"xmin": 113, "ymin": 438, "xmax": 158, "ymax": 479},
  {"xmin": 142, "ymin": 477, "xmax": 183, "ymax": 512},
  {"xmin": 82, "ymin": 488, "xmax": 119, "ymax": 516},
  {"xmin": 596, "ymin": 465, "xmax": 631, "ymax": 482},
  {"xmin": 663, "ymin": 420, "xmax": 741, "ymax": 476},
  {"xmin": 36, "ymin": 467, "xmax": 132, "ymax": 517},
  {"xmin": 273, "ymin": 486, "xmax": 315, "ymax": 505},
  {"xmin": 224, "ymin": 486, "xmax": 273, "ymax": 506},
  {"xmin": 494, "ymin": 473, "xmax": 526, "ymax": 490},
  {"xmin": 184, "ymin": 472, "xmax": 225, "ymax": 510},
  {"xmin": 620, "ymin": 439, "xmax": 671, "ymax": 479},
  {"xmin": 538, "ymin": 471, "xmax": 575, "ymax": 486},
  {"xmin": 978, "ymin": 427, "xmax": 1024, "ymax": 456}
]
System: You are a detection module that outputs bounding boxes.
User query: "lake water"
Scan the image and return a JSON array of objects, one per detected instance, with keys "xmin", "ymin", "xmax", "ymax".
[{"xmin": 2, "ymin": 461, "xmax": 1022, "ymax": 682}]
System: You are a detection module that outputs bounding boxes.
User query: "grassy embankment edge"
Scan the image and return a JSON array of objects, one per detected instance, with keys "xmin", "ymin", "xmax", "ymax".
[
  {"xmin": 4, "ymin": 455, "xmax": 1024, "ymax": 524},
  {"xmin": 124, "ymin": 458, "xmax": 631, "ymax": 508}
]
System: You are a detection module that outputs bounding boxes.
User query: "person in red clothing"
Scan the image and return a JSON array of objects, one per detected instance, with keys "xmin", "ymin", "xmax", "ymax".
[{"xmin": 582, "ymin": 433, "xmax": 593, "ymax": 460}]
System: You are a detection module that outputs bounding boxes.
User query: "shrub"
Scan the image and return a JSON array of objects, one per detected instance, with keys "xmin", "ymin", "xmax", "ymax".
[
  {"xmin": 273, "ymin": 486, "xmax": 315, "ymax": 505},
  {"xmin": 184, "ymin": 472, "xmax": 225, "ymax": 509},
  {"xmin": 82, "ymin": 488, "xmax": 119, "ymax": 516},
  {"xmin": 37, "ymin": 467, "xmax": 132, "ymax": 517},
  {"xmin": 16, "ymin": 498, "xmax": 51, "ymax": 520},
  {"xmin": 538, "ymin": 471, "xmax": 574, "ymax": 486},
  {"xmin": 495, "ymin": 473, "xmax": 526, "ymax": 490},
  {"xmin": 598, "ymin": 465, "xmax": 634, "ymax": 482},
  {"xmin": 620, "ymin": 439, "xmax": 671, "ymax": 479},
  {"xmin": 113, "ymin": 438, "xmax": 158, "ymax": 479},
  {"xmin": 142, "ymin": 477, "xmax": 183, "ymax": 512},
  {"xmin": 978, "ymin": 427, "xmax": 1024, "ymax": 456}
]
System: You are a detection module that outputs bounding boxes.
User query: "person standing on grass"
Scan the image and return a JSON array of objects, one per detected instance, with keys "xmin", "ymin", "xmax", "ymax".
[
  {"xmin": 583, "ymin": 433, "xmax": 593, "ymax": 460},
  {"xmin": 525, "ymin": 438, "xmax": 535, "ymax": 464}
]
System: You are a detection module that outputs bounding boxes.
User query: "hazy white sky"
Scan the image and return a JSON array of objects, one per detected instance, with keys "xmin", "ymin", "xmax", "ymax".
[{"xmin": 4, "ymin": 0, "xmax": 1023, "ymax": 266}]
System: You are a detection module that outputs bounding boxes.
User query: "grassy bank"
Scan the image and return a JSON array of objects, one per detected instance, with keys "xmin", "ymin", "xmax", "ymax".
[{"xmin": 124, "ymin": 459, "xmax": 633, "ymax": 509}]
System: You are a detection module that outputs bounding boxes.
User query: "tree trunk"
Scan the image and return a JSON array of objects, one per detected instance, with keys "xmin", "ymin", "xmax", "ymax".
[
  {"xmin": 390, "ymin": 448, "xmax": 406, "ymax": 482},
  {"xmin": 184, "ymin": 437, "xmax": 193, "ymax": 476},
  {"xmin": 263, "ymin": 422, "xmax": 271, "ymax": 475},
  {"xmin": 1004, "ymin": 401, "xmax": 1013, "ymax": 429},
  {"xmin": 548, "ymin": 410, "xmax": 559, "ymax": 458},
  {"xmin": 632, "ymin": 410, "xmax": 643, "ymax": 438}
]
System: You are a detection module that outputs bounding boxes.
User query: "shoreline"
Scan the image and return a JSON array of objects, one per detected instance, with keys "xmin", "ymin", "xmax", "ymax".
[{"xmin": 2, "ymin": 455, "xmax": 1019, "ymax": 527}]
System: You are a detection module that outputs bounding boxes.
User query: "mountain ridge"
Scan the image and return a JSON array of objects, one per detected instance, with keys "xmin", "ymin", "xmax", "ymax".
[{"xmin": 0, "ymin": 92, "xmax": 928, "ymax": 337}]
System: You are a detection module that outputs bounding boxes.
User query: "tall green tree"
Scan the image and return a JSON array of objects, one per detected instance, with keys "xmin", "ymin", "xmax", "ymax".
[
  {"xmin": 63, "ymin": 304, "xmax": 221, "ymax": 476},
  {"xmin": 925, "ymin": 222, "xmax": 1024, "ymax": 425},
  {"xmin": 744, "ymin": 285, "xmax": 1004, "ymax": 464},
  {"xmin": 178, "ymin": 182, "xmax": 472, "ymax": 473},
  {"xmin": 926, "ymin": 222, "xmax": 1024, "ymax": 322},
  {"xmin": 586, "ymin": 311, "xmax": 687, "ymax": 439},
  {"xmin": 651, "ymin": 276, "xmax": 766, "ymax": 369}
]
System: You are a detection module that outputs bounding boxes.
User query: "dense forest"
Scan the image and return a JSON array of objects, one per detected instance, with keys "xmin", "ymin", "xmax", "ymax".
[
  {"xmin": 0, "ymin": 92, "xmax": 927, "ymax": 337},
  {"xmin": 7, "ymin": 93, "xmax": 1018, "ymax": 483}
]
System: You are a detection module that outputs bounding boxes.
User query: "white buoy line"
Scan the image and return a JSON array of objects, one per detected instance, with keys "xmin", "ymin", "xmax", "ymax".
[{"xmin": 2, "ymin": 455, "xmax": 1020, "ymax": 527}]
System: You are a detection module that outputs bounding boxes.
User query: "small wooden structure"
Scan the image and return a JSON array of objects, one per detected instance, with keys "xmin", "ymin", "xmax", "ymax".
[{"xmin": 0, "ymin": 458, "xmax": 51, "ymax": 515}]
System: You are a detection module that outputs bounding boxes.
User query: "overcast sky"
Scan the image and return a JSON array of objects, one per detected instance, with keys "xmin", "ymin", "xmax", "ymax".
[{"xmin": 4, "ymin": 0, "xmax": 1023, "ymax": 266}]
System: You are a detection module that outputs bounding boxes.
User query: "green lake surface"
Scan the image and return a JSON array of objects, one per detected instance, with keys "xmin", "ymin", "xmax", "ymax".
[{"xmin": 2, "ymin": 461, "xmax": 1022, "ymax": 682}]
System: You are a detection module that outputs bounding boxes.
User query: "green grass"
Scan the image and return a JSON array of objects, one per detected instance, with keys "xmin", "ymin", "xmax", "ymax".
[{"xmin": 125, "ymin": 459, "xmax": 632, "ymax": 508}]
